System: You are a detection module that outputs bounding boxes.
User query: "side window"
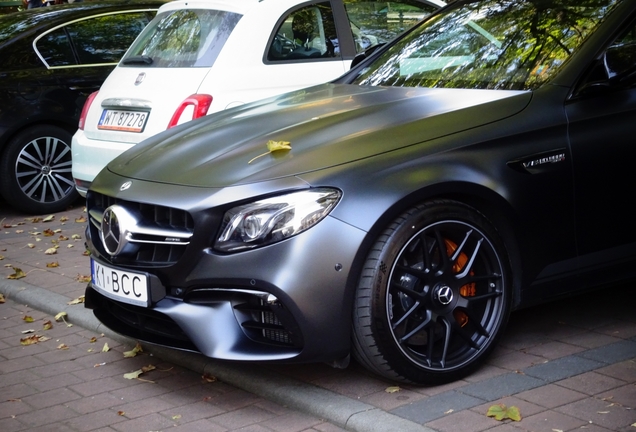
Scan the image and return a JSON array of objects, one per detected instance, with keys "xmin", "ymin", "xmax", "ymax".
[
  {"xmin": 68, "ymin": 12, "xmax": 155, "ymax": 65},
  {"xmin": 268, "ymin": 2, "xmax": 340, "ymax": 61},
  {"xmin": 343, "ymin": 0, "xmax": 438, "ymax": 53},
  {"xmin": 36, "ymin": 11, "xmax": 155, "ymax": 67},
  {"xmin": 37, "ymin": 28, "xmax": 75, "ymax": 67}
]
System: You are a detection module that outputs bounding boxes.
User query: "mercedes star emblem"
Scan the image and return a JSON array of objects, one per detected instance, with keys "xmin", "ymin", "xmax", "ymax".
[{"xmin": 100, "ymin": 205, "xmax": 136, "ymax": 256}]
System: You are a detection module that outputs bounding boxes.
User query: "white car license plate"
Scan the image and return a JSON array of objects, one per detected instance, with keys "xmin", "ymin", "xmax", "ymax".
[
  {"xmin": 98, "ymin": 109, "xmax": 148, "ymax": 133},
  {"xmin": 91, "ymin": 259, "xmax": 149, "ymax": 307}
]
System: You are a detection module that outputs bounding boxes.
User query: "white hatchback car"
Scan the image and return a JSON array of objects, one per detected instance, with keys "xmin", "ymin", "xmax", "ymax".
[{"xmin": 71, "ymin": 0, "xmax": 444, "ymax": 195}]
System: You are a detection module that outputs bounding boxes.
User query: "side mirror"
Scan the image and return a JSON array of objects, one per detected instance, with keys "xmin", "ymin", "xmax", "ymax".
[
  {"xmin": 575, "ymin": 43, "xmax": 636, "ymax": 97},
  {"xmin": 604, "ymin": 42, "xmax": 636, "ymax": 83}
]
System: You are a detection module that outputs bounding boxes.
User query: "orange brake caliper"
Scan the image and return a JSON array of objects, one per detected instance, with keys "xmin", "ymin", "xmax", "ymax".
[{"xmin": 445, "ymin": 239, "xmax": 475, "ymax": 327}]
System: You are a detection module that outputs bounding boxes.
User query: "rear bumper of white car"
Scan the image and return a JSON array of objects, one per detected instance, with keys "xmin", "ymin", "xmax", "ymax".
[{"xmin": 71, "ymin": 130, "xmax": 134, "ymax": 196}]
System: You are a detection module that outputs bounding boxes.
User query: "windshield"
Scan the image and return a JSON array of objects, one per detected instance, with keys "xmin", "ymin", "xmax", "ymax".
[
  {"xmin": 352, "ymin": 0, "xmax": 620, "ymax": 90},
  {"xmin": 122, "ymin": 8, "xmax": 242, "ymax": 68}
]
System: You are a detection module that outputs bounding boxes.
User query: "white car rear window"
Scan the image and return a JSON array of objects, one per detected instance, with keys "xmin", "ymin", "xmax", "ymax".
[{"xmin": 122, "ymin": 9, "xmax": 242, "ymax": 68}]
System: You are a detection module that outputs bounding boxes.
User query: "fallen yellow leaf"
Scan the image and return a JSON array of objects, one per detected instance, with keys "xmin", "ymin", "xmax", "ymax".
[
  {"xmin": 248, "ymin": 140, "xmax": 292, "ymax": 163},
  {"xmin": 67, "ymin": 295, "xmax": 85, "ymax": 305},
  {"xmin": 202, "ymin": 374, "xmax": 217, "ymax": 383},
  {"xmin": 266, "ymin": 139, "xmax": 292, "ymax": 152},
  {"xmin": 487, "ymin": 404, "xmax": 521, "ymax": 422},
  {"xmin": 46, "ymin": 262, "xmax": 59, "ymax": 268},
  {"xmin": 43, "ymin": 320, "xmax": 53, "ymax": 330},
  {"xmin": 20, "ymin": 334, "xmax": 50, "ymax": 345},
  {"xmin": 57, "ymin": 343, "xmax": 69, "ymax": 350},
  {"xmin": 102, "ymin": 343, "xmax": 110, "ymax": 352},
  {"xmin": 44, "ymin": 247, "xmax": 57, "ymax": 255},
  {"xmin": 55, "ymin": 311, "xmax": 73, "ymax": 327},
  {"xmin": 43, "ymin": 215, "xmax": 55, "ymax": 222},
  {"xmin": 385, "ymin": 386, "xmax": 401, "ymax": 393},
  {"xmin": 123, "ymin": 364, "xmax": 156, "ymax": 380},
  {"xmin": 7, "ymin": 267, "xmax": 26, "ymax": 279},
  {"xmin": 22, "ymin": 315, "xmax": 34, "ymax": 323},
  {"xmin": 123, "ymin": 342, "xmax": 143, "ymax": 358},
  {"xmin": 0, "ymin": 293, "xmax": 5, "ymax": 303}
]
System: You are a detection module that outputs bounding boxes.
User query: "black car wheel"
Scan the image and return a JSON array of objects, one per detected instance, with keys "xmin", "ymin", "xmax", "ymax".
[
  {"xmin": 0, "ymin": 125, "xmax": 78, "ymax": 214},
  {"xmin": 353, "ymin": 200, "xmax": 511, "ymax": 384}
]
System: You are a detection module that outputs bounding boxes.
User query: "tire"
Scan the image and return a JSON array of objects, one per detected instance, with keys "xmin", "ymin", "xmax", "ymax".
[
  {"xmin": 352, "ymin": 200, "xmax": 511, "ymax": 384},
  {"xmin": 0, "ymin": 125, "xmax": 79, "ymax": 214}
]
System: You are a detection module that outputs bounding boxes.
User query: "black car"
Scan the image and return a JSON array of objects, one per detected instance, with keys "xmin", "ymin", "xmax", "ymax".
[
  {"xmin": 0, "ymin": 0, "xmax": 167, "ymax": 214},
  {"xmin": 84, "ymin": 0, "xmax": 636, "ymax": 385}
]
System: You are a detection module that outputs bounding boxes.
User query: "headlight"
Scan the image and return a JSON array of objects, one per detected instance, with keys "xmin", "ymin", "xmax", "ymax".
[{"xmin": 215, "ymin": 188, "xmax": 341, "ymax": 252}]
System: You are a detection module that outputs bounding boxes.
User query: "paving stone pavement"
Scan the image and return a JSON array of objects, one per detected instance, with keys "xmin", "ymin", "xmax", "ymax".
[{"xmin": 1, "ymin": 197, "xmax": 635, "ymax": 432}]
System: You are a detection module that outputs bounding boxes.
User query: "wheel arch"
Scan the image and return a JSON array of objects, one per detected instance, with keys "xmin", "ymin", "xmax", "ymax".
[
  {"xmin": 344, "ymin": 179, "xmax": 526, "ymax": 313},
  {"xmin": 0, "ymin": 117, "xmax": 78, "ymax": 157}
]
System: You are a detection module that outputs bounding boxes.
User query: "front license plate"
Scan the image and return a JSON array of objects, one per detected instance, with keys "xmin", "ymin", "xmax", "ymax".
[
  {"xmin": 91, "ymin": 259, "xmax": 149, "ymax": 307},
  {"xmin": 98, "ymin": 109, "xmax": 148, "ymax": 133}
]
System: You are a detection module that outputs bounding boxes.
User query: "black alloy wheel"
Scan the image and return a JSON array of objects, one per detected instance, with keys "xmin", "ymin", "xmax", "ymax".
[
  {"xmin": 353, "ymin": 200, "xmax": 511, "ymax": 384},
  {"xmin": 0, "ymin": 125, "xmax": 78, "ymax": 214}
]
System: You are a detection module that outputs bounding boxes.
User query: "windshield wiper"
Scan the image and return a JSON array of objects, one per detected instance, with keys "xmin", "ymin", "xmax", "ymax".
[{"xmin": 122, "ymin": 55, "xmax": 153, "ymax": 65}]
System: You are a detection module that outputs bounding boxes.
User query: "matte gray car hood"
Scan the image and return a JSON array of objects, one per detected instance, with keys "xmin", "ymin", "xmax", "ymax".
[{"xmin": 108, "ymin": 83, "xmax": 530, "ymax": 187}]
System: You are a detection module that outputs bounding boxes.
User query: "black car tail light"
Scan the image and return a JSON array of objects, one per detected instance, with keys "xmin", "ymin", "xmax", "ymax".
[{"xmin": 78, "ymin": 91, "xmax": 99, "ymax": 130}]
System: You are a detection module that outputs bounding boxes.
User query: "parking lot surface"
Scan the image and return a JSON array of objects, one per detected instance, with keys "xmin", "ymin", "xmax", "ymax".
[{"xmin": 1, "ymin": 198, "xmax": 635, "ymax": 432}]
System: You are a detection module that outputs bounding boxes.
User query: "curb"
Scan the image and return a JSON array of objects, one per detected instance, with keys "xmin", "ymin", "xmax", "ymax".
[{"xmin": 0, "ymin": 279, "xmax": 436, "ymax": 432}]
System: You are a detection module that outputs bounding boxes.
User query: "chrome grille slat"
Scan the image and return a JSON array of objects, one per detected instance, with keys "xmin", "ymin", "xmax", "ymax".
[{"xmin": 87, "ymin": 192, "xmax": 194, "ymax": 266}]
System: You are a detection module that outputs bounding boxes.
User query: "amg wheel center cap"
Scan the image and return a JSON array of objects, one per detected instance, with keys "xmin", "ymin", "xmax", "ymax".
[
  {"xmin": 41, "ymin": 165, "xmax": 51, "ymax": 175},
  {"xmin": 434, "ymin": 285, "xmax": 454, "ymax": 305}
]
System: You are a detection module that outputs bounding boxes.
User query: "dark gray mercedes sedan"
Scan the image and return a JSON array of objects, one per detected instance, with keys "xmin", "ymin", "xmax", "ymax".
[{"xmin": 84, "ymin": 0, "xmax": 636, "ymax": 384}]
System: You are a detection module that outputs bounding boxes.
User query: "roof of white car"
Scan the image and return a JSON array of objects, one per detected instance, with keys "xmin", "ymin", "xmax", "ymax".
[{"xmin": 157, "ymin": 0, "xmax": 447, "ymax": 15}]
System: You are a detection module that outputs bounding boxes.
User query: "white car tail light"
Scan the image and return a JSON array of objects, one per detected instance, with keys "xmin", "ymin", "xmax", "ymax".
[
  {"xmin": 167, "ymin": 94, "xmax": 213, "ymax": 129},
  {"xmin": 79, "ymin": 91, "xmax": 99, "ymax": 130}
]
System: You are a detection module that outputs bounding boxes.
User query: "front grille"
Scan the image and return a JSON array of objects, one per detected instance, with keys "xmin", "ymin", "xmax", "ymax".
[{"xmin": 87, "ymin": 191, "xmax": 194, "ymax": 266}]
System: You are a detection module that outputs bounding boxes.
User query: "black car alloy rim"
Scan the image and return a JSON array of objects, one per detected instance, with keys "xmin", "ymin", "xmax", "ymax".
[
  {"xmin": 15, "ymin": 135, "xmax": 74, "ymax": 204},
  {"xmin": 387, "ymin": 220, "xmax": 505, "ymax": 371}
]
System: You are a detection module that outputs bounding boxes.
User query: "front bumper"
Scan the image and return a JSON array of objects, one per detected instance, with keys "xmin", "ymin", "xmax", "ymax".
[{"xmin": 84, "ymin": 186, "xmax": 367, "ymax": 363}]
